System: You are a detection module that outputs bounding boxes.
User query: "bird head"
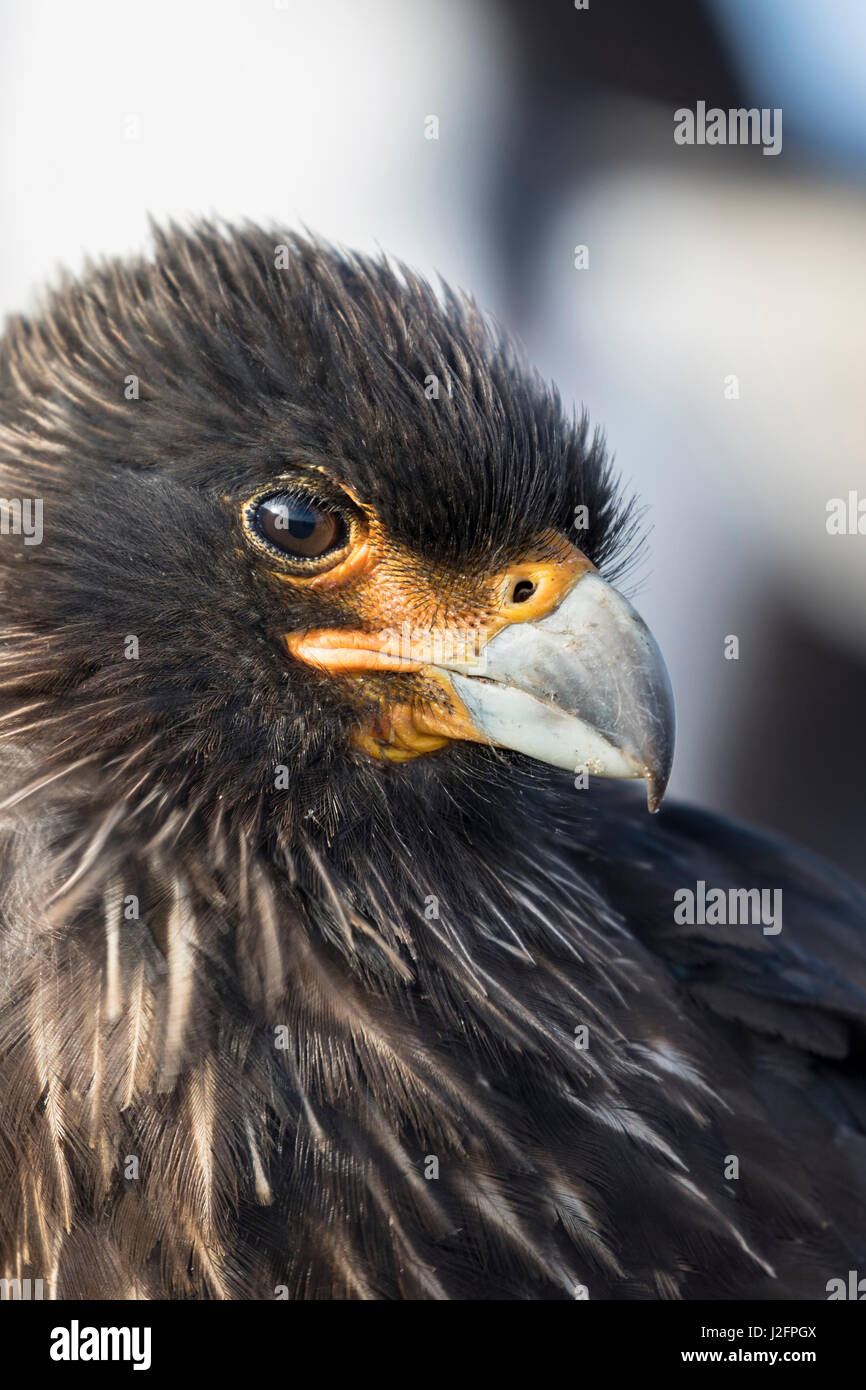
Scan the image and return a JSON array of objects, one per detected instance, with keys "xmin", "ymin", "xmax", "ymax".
[{"xmin": 0, "ymin": 225, "xmax": 674, "ymax": 846}]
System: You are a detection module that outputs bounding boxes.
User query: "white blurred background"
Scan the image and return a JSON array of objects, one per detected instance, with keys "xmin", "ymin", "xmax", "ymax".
[{"xmin": 1, "ymin": 0, "xmax": 863, "ymax": 878}]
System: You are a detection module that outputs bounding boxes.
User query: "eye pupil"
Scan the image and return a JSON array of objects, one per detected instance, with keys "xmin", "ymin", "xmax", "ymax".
[
  {"xmin": 255, "ymin": 493, "xmax": 346, "ymax": 560},
  {"xmin": 288, "ymin": 512, "xmax": 316, "ymax": 540}
]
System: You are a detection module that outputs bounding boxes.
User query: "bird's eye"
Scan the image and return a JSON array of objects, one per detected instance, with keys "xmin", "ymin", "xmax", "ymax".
[{"xmin": 252, "ymin": 492, "xmax": 348, "ymax": 562}]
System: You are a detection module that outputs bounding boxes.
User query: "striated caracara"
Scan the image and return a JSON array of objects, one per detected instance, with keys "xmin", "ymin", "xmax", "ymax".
[{"xmin": 0, "ymin": 224, "xmax": 864, "ymax": 1300}]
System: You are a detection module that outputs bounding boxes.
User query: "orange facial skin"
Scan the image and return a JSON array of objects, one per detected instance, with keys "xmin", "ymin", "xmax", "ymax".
[
  {"xmin": 349, "ymin": 675, "xmax": 477, "ymax": 762},
  {"xmin": 280, "ymin": 502, "xmax": 588, "ymax": 608},
  {"xmin": 269, "ymin": 499, "xmax": 594, "ymax": 760}
]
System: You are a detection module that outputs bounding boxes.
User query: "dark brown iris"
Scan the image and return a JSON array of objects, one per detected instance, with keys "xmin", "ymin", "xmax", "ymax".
[{"xmin": 256, "ymin": 494, "xmax": 345, "ymax": 558}]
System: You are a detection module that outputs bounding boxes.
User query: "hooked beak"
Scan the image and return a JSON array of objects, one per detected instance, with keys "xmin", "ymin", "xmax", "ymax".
[{"xmin": 435, "ymin": 572, "xmax": 676, "ymax": 812}]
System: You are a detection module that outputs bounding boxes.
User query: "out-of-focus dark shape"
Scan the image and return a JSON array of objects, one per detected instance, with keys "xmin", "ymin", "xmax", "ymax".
[
  {"xmin": 725, "ymin": 606, "xmax": 866, "ymax": 885},
  {"xmin": 493, "ymin": 0, "xmax": 745, "ymax": 317}
]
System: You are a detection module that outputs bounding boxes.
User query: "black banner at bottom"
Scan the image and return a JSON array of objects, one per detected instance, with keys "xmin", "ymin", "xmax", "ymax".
[{"xmin": 0, "ymin": 1296, "xmax": 860, "ymax": 1377}]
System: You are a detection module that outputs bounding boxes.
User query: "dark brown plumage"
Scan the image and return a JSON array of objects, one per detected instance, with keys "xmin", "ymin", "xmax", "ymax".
[{"xmin": 0, "ymin": 224, "xmax": 863, "ymax": 1300}]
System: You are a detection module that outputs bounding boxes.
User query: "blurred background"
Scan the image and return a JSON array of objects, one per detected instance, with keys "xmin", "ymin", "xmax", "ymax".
[{"xmin": 0, "ymin": 0, "xmax": 863, "ymax": 879}]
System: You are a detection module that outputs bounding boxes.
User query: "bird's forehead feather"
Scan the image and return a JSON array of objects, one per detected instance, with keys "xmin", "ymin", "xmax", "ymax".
[{"xmin": 1, "ymin": 222, "xmax": 639, "ymax": 579}]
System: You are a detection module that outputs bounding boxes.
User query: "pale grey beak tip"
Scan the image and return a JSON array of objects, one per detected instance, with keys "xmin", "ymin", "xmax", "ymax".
[{"xmin": 642, "ymin": 662, "xmax": 676, "ymax": 813}]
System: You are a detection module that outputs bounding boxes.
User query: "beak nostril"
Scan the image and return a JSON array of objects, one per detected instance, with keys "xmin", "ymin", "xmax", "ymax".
[{"xmin": 511, "ymin": 580, "xmax": 536, "ymax": 604}]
